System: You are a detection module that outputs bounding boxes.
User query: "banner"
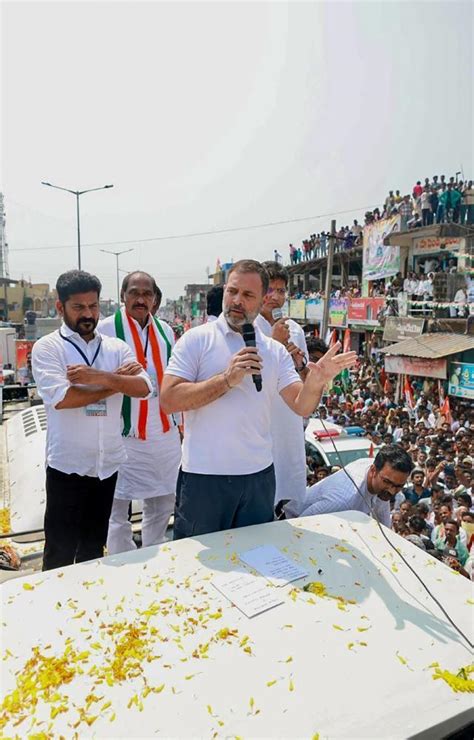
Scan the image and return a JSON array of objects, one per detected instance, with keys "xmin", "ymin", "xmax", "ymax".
[
  {"xmin": 448, "ymin": 362, "xmax": 474, "ymax": 400},
  {"xmin": 305, "ymin": 297, "xmax": 324, "ymax": 321},
  {"xmin": 347, "ymin": 298, "xmax": 385, "ymax": 324},
  {"xmin": 16, "ymin": 340, "xmax": 35, "ymax": 385},
  {"xmin": 384, "ymin": 355, "xmax": 447, "ymax": 380},
  {"xmin": 328, "ymin": 298, "xmax": 348, "ymax": 328},
  {"xmin": 362, "ymin": 215, "xmax": 401, "ymax": 281},
  {"xmin": 289, "ymin": 299, "xmax": 306, "ymax": 320}
]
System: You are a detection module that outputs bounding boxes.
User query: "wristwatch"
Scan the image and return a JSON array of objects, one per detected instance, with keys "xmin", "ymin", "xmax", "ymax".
[{"xmin": 297, "ymin": 357, "xmax": 308, "ymax": 373}]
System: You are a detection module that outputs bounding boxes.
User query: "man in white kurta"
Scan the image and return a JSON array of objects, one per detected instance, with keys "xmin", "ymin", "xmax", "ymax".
[
  {"xmin": 99, "ymin": 271, "xmax": 181, "ymax": 554},
  {"xmin": 255, "ymin": 261, "xmax": 309, "ymax": 506}
]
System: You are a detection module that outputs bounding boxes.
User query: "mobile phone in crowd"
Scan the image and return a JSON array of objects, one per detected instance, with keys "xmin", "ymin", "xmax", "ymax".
[{"xmin": 272, "ymin": 307, "xmax": 284, "ymax": 321}]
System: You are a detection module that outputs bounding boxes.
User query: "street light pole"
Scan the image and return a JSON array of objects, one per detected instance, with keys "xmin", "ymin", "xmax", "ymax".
[
  {"xmin": 100, "ymin": 249, "xmax": 134, "ymax": 306},
  {"xmin": 41, "ymin": 181, "xmax": 114, "ymax": 269}
]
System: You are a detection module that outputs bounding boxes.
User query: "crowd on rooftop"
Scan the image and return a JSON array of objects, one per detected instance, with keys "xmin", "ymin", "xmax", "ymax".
[{"xmin": 288, "ymin": 173, "xmax": 474, "ymax": 265}]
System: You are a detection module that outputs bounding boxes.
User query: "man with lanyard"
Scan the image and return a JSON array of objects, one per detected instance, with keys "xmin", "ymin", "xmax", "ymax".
[
  {"xmin": 99, "ymin": 271, "xmax": 181, "ymax": 554},
  {"xmin": 254, "ymin": 261, "xmax": 309, "ymax": 511},
  {"xmin": 161, "ymin": 259, "xmax": 357, "ymax": 539},
  {"xmin": 32, "ymin": 270, "xmax": 152, "ymax": 570}
]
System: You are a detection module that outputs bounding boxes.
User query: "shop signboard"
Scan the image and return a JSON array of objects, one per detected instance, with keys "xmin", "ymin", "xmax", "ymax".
[
  {"xmin": 412, "ymin": 237, "xmax": 463, "ymax": 256},
  {"xmin": 362, "ymin": 215, "xmax": 401, "ymax": 281},
  {"xmin": 289, "ymin": 299, "xmax": 306, "ymax": 320},
  {"xmin": 305, "ymin": 297, "xmax": 324, "ymax": 321},
  {"xmin": 448, "ymin": 362, "xmax": 474, "ymax": 400},
  {"xmin": 348, "ymin": 298, "xmax": 385, "ymax": 325},
  {"xmin": 328, "ymin": 298, "xmax": 348, "ymax": 328},
  {"xmin": 382, "ymin": 317, "xmax": 425, "ymax": 343},
  {"xmin": 384, "ymin": 355, "xmax": 446, "ymax": 379}
]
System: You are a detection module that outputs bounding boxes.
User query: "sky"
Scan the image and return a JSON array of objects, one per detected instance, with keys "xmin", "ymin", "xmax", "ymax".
[{"xmin": 1, "ymin": 1, "xmax": 473, "ymax": 302}]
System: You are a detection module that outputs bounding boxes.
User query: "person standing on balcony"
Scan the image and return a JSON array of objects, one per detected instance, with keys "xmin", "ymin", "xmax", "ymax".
[
  {"xmin": 420, "ymin": 186, "xmax": 432, "ymax": 226},
  {"xmin": 99, "ymin": 271, "xmax": 181, "ymax": 554},
  {"xmin": 399, "ymin": 195, "xmax": 413, "ymax": 231}
]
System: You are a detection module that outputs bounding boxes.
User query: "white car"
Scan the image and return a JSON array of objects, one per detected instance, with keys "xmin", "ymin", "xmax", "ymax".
[{"xmin": 305, "ymin": 418, "xmax": 378, "ymax": 469}]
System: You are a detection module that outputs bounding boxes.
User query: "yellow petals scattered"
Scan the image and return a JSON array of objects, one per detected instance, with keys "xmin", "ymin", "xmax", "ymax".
[
  {"xmin": 266, "ymin": 680, "xmax": 277, "ymax": 687},
  {"xmin": 432, "ymin": 664, "xmax": 474, "ymax": 693},
  {"xmin": 22, "ymin": 583, "xmax": 34, "ymax": 591},
  {"xmin": 357, "ymin": 627, "xmax": 370, "ymax": 632},
  {"xmin": 332, "ymin": 624, "xmax": 344, "ymax": 631},
  {"xmin": 347, "ymin": 642, "xmax": 355, "ymax": 650},
  {"xmin": 396, "ymin": 653, "xmax": 408, "ymax": 665},
  {"xmin": 335, "ymin": 545, "xmax": 349, "ymax": 553},
  {"xmin": 289, "ymin": 678, "xmax": 294, "ymax": 692},
  {"xmin": 304, "ymin": 581, "xmax": 328, "ymax": 597}
]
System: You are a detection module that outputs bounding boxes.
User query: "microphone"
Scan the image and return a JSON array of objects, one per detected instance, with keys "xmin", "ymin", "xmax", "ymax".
[{"xmin": 242, "ymin": 323, "xmax": 262, "ymax": 392}]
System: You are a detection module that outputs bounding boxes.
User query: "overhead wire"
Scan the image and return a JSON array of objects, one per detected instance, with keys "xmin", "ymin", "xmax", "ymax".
[
  {"xmin": 313, "ymin": 331, "xmax": 473, "ymax": 651},
  {"xmin": 8, "ymin": 203, "xmax": 381, "ymax": 253}
]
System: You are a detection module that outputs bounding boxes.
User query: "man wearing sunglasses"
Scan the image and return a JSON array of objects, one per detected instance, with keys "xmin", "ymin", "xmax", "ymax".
[{"xmin": 285, "ymin": 445, "xmax": 414, "ymax": 527}]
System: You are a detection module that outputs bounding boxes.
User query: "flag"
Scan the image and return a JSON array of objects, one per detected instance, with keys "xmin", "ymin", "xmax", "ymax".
[
  {"xmin": 343, "ymin": 328, "xmax": 351, "ymax": 353},
  {"xmin": 440, "ymin": 394, "xmax": 452, "ymax": 425},
  {"xmin": 403, "ymin": 375, "xmax": 415, "ymax": 411}
]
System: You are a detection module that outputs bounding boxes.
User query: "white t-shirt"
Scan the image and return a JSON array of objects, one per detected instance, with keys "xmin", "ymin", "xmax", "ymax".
[
  {"xmin": 165, "ymin": 313, "xmax": 300, "ymax": 475},
  {"xmin": 32, "ymin": 324, "xmax": 152, "ymax": 480},
  {"xmin": 285, "ymin": 457, "xmax": 392, "ymax": 528},
  {"xmin": 255, "ymin": 314, "xmax": 308, "ymax": 504}
]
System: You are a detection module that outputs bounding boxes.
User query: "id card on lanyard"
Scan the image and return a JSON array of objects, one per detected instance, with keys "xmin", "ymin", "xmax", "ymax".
[{"xmin": 60, "ymin": 332, "xmax": 107, "ymax": 417}]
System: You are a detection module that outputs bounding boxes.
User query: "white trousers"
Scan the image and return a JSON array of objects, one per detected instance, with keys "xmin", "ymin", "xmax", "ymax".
[{"xmin": 106, "ymin": 494, "xmax": 175, "ymax": 555}]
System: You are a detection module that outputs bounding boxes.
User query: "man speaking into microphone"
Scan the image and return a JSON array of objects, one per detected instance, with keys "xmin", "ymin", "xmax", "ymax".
[{"xmin": 161, "ymin": 260, "xmax": 357, "ymax": 539}]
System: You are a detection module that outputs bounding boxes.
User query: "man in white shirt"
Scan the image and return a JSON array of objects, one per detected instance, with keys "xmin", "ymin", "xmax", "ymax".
[
  {"xmin": 99, "ymin": 271, "xmax": 182, "ymax": 555},
  {"xmin": 285, "ymin": 445, "xmax": 414, "ymax": 526},
  {"xmin": 161, "ymin": 259, "xmax": 357, "ymax": 539},
  {"xmin": 254, "ymin": 261, "xmax": 309, "ymax": 508},
  {"xmin": 32, "ymin": 270, "xmax": 152, "ymax": 570}
]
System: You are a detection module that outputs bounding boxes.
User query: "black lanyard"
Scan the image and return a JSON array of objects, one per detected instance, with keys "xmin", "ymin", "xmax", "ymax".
[
  {"xmin": 60, "ymin": 332, "xmax": 102, "ymax": 367},
  {"xmin": 143, "ymin": 326, "xmax": 150, "ymax": 358}
]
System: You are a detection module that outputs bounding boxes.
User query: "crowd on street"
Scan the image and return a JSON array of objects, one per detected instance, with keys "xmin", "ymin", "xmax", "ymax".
[{"xmin": 302, "ymin": 354, "xmax": 474, "ymax": 579}]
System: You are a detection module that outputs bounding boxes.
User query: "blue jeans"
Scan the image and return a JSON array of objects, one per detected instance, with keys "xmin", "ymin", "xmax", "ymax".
[{"xmin": 436, "ymin": 205, "xmax": 445, "ymax": 223}]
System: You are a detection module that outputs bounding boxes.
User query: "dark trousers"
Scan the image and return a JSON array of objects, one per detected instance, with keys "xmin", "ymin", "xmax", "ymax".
[
  {"xmin": 43, "ymin": 466, "xmax": 117, "ymax": 571},
  {"xmin": 173, "ymin": 464, "xmax": 275, "ymax": 540}
]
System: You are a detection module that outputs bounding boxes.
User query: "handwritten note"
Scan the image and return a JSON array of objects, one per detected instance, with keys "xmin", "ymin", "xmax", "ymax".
[
  {"xmin": 239, "ymin": 545, "xmax": 308, "ymax": 587},
  {"xmin": 212, "ymin": 570, "xmax": 284, "ymax": 618}
]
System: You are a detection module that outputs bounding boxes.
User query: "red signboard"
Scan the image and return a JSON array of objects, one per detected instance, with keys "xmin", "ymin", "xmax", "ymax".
[{"xmin": 348, "ymin": 298, "xmax": 385, "ymax": 323}]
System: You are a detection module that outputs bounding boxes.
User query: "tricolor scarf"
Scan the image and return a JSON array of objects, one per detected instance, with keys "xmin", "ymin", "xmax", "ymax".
[{"xmin": 114, "ymin": 308, "xmax": 172, "ymax": 439}]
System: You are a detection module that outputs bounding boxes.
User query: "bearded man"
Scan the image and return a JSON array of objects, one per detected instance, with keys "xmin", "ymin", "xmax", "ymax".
[{"xmin": 161, "ymin": 259, "xmax": 357, "ymax": 539}]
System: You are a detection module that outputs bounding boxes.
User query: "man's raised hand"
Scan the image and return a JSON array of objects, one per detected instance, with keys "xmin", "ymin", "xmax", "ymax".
[{"xmin": 306, "ymin": 342, "xmax": 358, "ymax": 386}]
